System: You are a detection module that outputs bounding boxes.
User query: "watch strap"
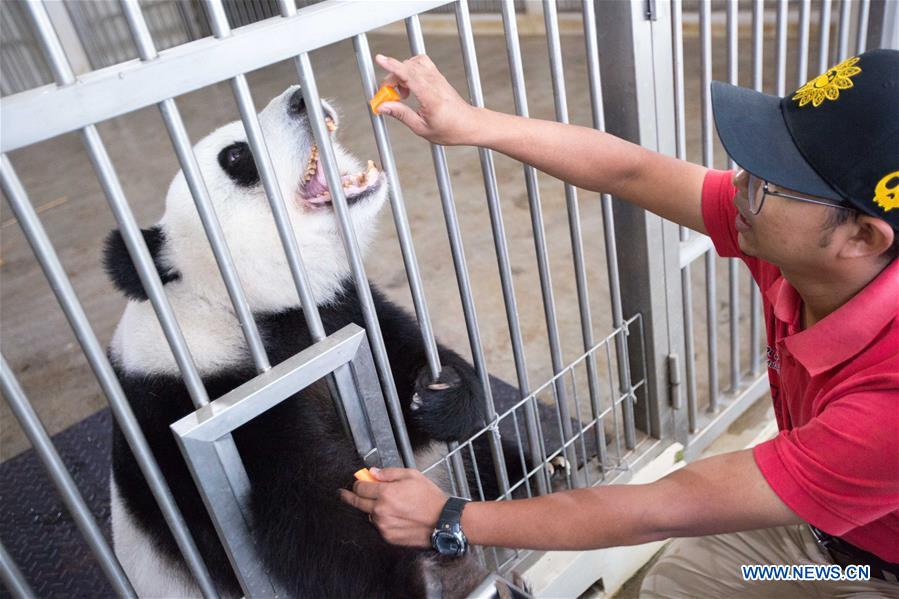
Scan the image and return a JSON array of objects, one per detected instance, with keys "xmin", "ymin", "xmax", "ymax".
[{"xmin": 437, "ymin": 496, "xmax": 469, "ymax": 528}]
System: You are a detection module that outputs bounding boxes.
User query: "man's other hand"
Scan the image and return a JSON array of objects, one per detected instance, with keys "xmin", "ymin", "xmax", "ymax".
[{"xmin": 340, "ymin": 467, "xmax": 447, "ymax": 548}]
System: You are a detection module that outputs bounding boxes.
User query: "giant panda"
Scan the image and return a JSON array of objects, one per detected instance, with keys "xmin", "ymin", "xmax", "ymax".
[{"xmin": 104, "ymin": 86, "xmax": 522, "ymax": 598}]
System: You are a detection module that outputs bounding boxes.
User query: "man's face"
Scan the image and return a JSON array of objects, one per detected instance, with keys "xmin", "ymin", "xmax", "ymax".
[{"xmin": 731, "ymin": 169, "xmax": 846, "ymax": 272}]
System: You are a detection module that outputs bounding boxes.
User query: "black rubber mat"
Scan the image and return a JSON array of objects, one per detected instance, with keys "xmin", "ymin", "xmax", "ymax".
[
  {"xmin": 0, "ymin": 376, "xmax": 588, "ymax": 598},
  {"xmin": 0, "ymin": 408, "xmax": 114, "ymax": 598}
]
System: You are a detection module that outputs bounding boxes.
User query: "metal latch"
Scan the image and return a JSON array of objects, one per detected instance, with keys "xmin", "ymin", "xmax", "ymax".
[
  {"xmin": 645, "ymin": 0, "xmax": 658, "ymax": 20},
  {"xmin": 667, "ymin": 353, "xmax": 681, "ymax": 409}
]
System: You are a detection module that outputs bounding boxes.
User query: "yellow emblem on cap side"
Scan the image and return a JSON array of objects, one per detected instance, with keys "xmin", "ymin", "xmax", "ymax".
[
  {"xmin": 792, "ymin": 56, "xmax": 862, "ymax": 107},
  {"xmin": 873, "ymin": 171, "xmax": 899, "ymax": 212}
]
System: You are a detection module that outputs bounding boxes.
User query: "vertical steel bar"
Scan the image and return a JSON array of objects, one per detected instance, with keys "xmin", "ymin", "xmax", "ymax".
[
  {"xmin": 0, "ymin": 357, "xmax": 136, "ymax": 599},
  {"xmin": 493, "ymin": 0, "xmax": 578, "ymax": 486},
  {"xmin": 727, "ymin": 0, "xmax": 740, "ymax": 394},
  {"xmin": 351, "ymin": 31, "xmax": 467, "ymax": 492},
  {"xmin": 119, "ymin": 0, "xmax": 270, "ymax": 373},
  {"xmin": 818, "ymin": 0, "xmax": 833, "ymax": 73},
  {"xmin": 293, "ymin": 54, "xmax": 418, "ymax": 467},
  {"xmin": 0, "ymin": 539, "xmax": 34, "ymax": 599},
  {"xmin": 750, "ymin": 0, "xmax": 765, "ymax": 376},
  {"xmin": 700, "ymin": 0, "xmax": 719, "ymax": 412},
  {"xmin": 352, "ymin": 32, "xmax": 441, "ymax": 381},
  {"xmin": 404, "ymin": 14, "xmax": 509, "ymax": 497},
  {"xmin": 581, "ymin": 0, "xmax": 638, "ymax": 450},
  {"xmin": 798, "ymin": 0, "xmax": 811, "ymax": 86},
  {"xmin": 0, "ymin": 155, "xmax": 217, "ymax": 598},
  {"xmin": 205, "ymin": 0, "xmax": 365, "ymax": 453},
  {"xmin": 856, "ymin": 0, "xmax": 870, "ymax": 53},
  {"xmin": 24, "ymin": 0, "xmax": 210, "ymax": 410},
  {"xmin": 837, "ymin": 0, "xmax": 851, "ymax": 61},
  {"xmin": 671, "ymin": 0, "xmax": 698, "ymax": 432},
  {"xmin": 776, "ymin": 0, "xmax": 789, "ymax": 97}
]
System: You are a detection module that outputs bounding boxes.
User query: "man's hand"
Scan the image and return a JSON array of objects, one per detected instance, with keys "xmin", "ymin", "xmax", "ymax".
[
  {"xmin": 339, "ymin": 467, "xmax": 447, "ymax": 547},
  {"xmin": 374, "ymin": 54, "xmax": 480, "ymax": 146}
]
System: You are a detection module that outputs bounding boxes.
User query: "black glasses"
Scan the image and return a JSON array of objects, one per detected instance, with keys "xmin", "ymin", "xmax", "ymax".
[{"xmin": 746, "ymin": 172, "xmax": 846, "ymax": 215}]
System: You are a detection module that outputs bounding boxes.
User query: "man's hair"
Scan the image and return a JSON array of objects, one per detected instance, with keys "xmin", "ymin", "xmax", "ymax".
[{"xmin": 824, "ymin": 206, "xmax": 899, "ymax": 262}]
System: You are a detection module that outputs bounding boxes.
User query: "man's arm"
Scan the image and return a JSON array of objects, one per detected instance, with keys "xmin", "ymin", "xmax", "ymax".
[
  {"xmin": 340, "ymin": 449, "xmax": 802, "ymax": 549},
  {"xmin": 374, "ymin": 54, "xmax": 709, "ymax": 234}
]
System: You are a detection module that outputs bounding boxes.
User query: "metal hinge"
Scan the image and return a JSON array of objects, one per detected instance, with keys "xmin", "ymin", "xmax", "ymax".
[
  {"xmin": 645, "ymin": 0, "xmax": 658, "ymax": 20},
  {"xmin": 667, "ymin": 353, "xmax": 682, "ymax": 409}
]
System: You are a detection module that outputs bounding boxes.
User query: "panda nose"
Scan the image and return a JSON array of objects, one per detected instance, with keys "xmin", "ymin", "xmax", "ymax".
[{"xmin": 288, "ymin": 89, "xmax": 306, "ymax": 115}]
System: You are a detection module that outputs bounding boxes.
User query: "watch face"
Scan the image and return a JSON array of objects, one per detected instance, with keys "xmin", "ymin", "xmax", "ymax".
[{"xmin": 434, "ymin": 531, "xmax": 465, "ymax": 556}]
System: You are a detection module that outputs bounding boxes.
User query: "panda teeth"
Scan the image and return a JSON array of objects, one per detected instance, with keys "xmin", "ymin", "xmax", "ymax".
[{"xmin": 302, "ymin": 146, "xmax": 319, "ymax": 183}]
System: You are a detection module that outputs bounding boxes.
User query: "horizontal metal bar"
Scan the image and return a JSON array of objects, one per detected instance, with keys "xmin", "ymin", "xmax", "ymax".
[
  {"xmin": 1, "ymin": 0, "xmax": 452, "ymax": 152},
  {"xmin": 684, "ymin": 374, "xmax": 770, "ymax": 461},
  {"xmin": 171, "ymin": 324, "xmax": 364, "ymax": 443},
  {"xmin": 679, "ymin": 234, "xmax": 714, "ymax": 268}
]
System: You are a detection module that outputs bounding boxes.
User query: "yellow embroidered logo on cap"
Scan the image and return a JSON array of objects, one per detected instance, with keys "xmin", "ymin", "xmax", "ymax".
[
  {"xmin": 873, "ymin": 171, "xmax": 899, "ymax": 212},
  {"xmin": 792, "ymin": 56, "xmax": 862, "ymax": 107}
]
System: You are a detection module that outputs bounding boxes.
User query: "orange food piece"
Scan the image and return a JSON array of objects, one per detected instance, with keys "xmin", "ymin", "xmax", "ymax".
[
  {"xmin": 354, "ymin": 468, "xmax": 377, "ymax": 483},
  {"xmin": 369, "ymin": 85, "xmax": 401, "ymax": 114}
]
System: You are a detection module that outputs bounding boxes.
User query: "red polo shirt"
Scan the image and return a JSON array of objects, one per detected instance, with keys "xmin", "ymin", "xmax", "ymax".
[{"xmin": 701, "ymin": 169, "xmax": 899, "ymax": 563}]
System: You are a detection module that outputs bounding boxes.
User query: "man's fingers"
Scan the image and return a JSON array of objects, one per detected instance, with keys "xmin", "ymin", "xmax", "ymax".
[
  {"xmin": 375, "ymin": 54, "xmax": 411, "ymax": 83},
  {"xmin": 376, "ymin": 102, "xmax": 427, "ymax": 134},
  {"xmin": 338, "ymin": 489, "xmax": 375, "ymax": 514},
  {"xmin": 352, "ymin": 480, "xmax": 382, "ymax": 498},
  {"xmin": 372, "ymin": 467, "xmax": 418, "ymax": 482}
]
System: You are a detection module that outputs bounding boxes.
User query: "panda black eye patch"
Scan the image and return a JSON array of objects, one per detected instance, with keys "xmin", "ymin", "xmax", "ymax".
[{"xmin": 217, "ymin": 141, "xmax": 259, "ymax": 187}]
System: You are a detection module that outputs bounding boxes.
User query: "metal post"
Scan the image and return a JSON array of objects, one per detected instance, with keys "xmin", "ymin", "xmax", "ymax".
[
  {"xmin": 0, "ymin": 358, "xmax": 136, "ymax": 599},
  {"xmin": 837, "ymin": 0, "xmax": 852, "ymax": 61},
  {"xmin": 818, "ymin": 0, "xmax": 833, "ymax": 72},
  {"xmin": 798, "ymin": 0, "xmax": 811, "ymax": 86},
  {"xmin": 856, "ymin": 0, "xmax": 870, "ymax": 53},
  {"xmin": 593, "ymin": 0, "xmax": 685, "ymax": 443},
  {"xmin": 727, "ymin": 0, "xmax": 740, "ymax": 394},
  {"xmin": 750, "ymin": 0, "xmax": 765, "ymax": 376},
  {"xmin": 700, "ymin": 0, "xmax": 719, "ymax": 413}
]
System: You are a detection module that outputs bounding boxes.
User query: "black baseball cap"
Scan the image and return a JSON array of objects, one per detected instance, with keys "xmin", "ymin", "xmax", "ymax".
[{"xmin": 711, "ymin": 48, "xmax": 899, "ymax": 228}]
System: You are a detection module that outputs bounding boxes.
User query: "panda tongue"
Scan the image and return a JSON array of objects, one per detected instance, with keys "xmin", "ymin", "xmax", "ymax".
[{"xmin": 304, "ymin": 161, "xmax": 329, "ymax": 199}]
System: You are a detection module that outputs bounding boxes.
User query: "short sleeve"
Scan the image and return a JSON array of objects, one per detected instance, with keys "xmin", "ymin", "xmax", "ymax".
[
  {"xmin": 700, "ymin": 169, "xmax": 763, "ymax": 280},
  {"xmin": 753, "ymin": 389, "xmax": 899, "ymax": 536}
]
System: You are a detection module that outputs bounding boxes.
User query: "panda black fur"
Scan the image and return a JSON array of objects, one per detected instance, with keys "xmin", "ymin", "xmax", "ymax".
[{"xmin": 105, "ymin": 86, "xmax": 520, "ymax": 598}]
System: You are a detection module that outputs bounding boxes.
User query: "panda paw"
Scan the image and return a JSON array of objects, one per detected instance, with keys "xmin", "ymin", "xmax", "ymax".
[{"xmin": 409, "ymin": 365, "xmax": 484, "ymax": 441}]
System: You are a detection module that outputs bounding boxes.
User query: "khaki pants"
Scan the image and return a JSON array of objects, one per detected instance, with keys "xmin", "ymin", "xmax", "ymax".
[{"xmin": 641, "ymin": 525, "xmax": 899, "ymax": 598}]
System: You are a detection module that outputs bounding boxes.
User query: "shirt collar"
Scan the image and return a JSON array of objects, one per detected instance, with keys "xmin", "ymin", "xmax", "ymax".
[{"xmin": 767, "ymin": 259, "xmax": 899, "ymax": 377}]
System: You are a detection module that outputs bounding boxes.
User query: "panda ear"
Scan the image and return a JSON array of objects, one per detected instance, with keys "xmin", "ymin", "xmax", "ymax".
[{"xmin": 103, "ymin": 226, "xmax": 180, "ymax": 301}]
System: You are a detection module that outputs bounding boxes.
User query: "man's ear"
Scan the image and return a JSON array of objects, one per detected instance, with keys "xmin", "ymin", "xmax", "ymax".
[
  {"xmin": 103, "ymin": 226, "xmax": 180, "ymax": 301},
  {"xmin": 837, "ymin": 215, "xmax": 895, "ymax": 261}
]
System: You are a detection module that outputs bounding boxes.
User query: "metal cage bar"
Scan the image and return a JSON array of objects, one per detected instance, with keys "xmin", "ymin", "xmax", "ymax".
[
  {"xmin": 404, "ymin": 13, "xmax": 509, "ymax": 499},
  {"xmin": 699, "ymin": 0, "xmax": 719, "ymax": 412},
  {"xmin": 0, "ymin": 152, "xmax": 216, "ymax": 597},
  {"xmin": 0, "ymin": 356, "xmax": 136, "ymax": 598},
  {"xmin": 837, "ymin": 0, "xmax": 852, "ymax": 62},
  {"xmin": 818, "ymin": 0, "xmax": 833, "ymax": 73},
  {"xmin": 0, "ymin": 538, "xmax": 34, "ymax": 599},
  {"xmin": 118, "ymin": 0, "xmax": 271, "ymax": 373},
  {"xmin": 856, "ymin": 0, "xmax": 870, "ymax": 53},
  {"xmin": 797, "ymin": 0, "xmax": 811, "ymax": 86},
  {"xmin": 727, "ymin": 0, "xmax": 740, "ymax": 394},
  {"xmin": 750, "ymin": 0, "xmax": 765, "ymax": 377}
]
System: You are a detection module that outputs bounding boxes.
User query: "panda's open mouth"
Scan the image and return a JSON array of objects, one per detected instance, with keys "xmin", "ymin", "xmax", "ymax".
[{"xmin": 299, "ymin": 145, "xmax": 384, "ymax": 208}]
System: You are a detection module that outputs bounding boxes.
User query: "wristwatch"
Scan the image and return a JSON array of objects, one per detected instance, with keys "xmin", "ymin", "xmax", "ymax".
[{"xmin": 430, "ymin": 496, "xmax": 470, "ymax": 557}]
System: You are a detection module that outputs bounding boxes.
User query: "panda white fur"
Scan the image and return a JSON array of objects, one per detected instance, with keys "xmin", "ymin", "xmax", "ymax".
[{"xmin": 104, "ymin": 86, "xmax": 523, "ymax": 598}]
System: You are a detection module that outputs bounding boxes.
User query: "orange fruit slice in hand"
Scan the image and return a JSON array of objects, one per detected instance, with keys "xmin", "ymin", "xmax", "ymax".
[{"xmin": 369, "ymin": 85, "xmax": 401, "ymax": 115}]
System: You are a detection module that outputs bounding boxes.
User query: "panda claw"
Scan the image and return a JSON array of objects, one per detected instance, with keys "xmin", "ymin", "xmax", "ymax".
[
  {"xmin": 427, "ymin": 382, "xmax": 451, "ymax": 391},
  {"xmin": 410, "ymin": 393, "xmax": 423, "ymax": 412}
]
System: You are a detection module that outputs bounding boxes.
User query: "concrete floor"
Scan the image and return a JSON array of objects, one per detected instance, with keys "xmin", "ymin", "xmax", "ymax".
[{"xmin": 0, "ymin": 17, "xmax": 812, "ymax": 463}]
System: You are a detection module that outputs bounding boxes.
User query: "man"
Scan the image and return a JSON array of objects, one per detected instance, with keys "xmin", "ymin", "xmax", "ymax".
[{"xmin": 341, "ymin": 48, "xmax": 899, "ymax": 596}]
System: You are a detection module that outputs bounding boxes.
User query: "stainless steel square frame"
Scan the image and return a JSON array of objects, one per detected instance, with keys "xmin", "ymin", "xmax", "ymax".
[{"xmin": 169, "ymin": 323, "xmax": 401, "ymax": 597}]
